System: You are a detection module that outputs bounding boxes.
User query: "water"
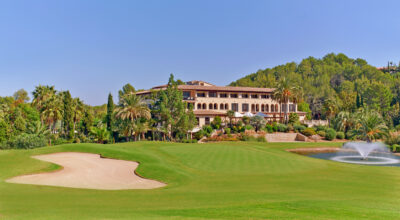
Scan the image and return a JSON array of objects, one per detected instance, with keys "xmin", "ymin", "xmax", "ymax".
[{"xmin": 309, "ymin": 142, "xmax": 400, "ymax": 166}]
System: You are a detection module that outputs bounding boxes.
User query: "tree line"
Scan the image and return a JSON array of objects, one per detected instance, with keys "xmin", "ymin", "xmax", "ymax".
[{"xmin": 0, "ymin": 74, "xmax": 197, "ymax": 149}]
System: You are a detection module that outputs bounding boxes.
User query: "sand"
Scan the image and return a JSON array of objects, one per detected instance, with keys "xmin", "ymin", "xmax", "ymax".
[{"xmin": 6, "ymin": 152, "xmax": 166, "ymax": 190}]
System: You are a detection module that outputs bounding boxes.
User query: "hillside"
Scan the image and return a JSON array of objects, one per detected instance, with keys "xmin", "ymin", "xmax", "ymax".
[{"xmin": 230, "ymin": 53, "xmax": 400, "ymax": 122}]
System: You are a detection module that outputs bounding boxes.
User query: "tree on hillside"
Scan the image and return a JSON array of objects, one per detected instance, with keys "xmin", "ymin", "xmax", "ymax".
[{"xmin": 13, "ymin": 89, "xmax": 30, "ymax": 103}]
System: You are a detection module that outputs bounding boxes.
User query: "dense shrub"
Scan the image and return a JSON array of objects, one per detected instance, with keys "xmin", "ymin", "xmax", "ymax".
[
  {"xmin": 325, "ymin": 128, "xmax": 337, "ymax": 141},
  {"xmin": 203, "ymin": 125, "xmax": 213, "ymax": 137},
  {"xmin": 336, "ymin": 131, "xmax": 345, "ymax": 139},
  {"xmin": 384, "ymin": 133, "xmax": 400, "ymax": 146},
  {"xmin": 345, "ymin": 131, "xmax": 356, "ymax": 140},
  {"xmin": 272, "ymin": 123, "xmax": 278, "ymax": 132},
  {"xmin": 288, "ymin": 113, "xmax": 299, "ymax": 124},
  {"xmin": 264, "ymin": 124, "xmax": 273, "ymax": 133},
  {"xmin": 224, "ymin": 127, "xmax": 231, "ymax": 135},
  {"xmin": 293, "ymin": 124, "xmax": 306, "ymax": 133},
  {"xmin": 317, "ymin": 130, "xmax": 326, "ymax": 137},
  {"xmin": 287, "ymin": 124, "xmax": 294, "ymax": 132},
  {"xmin": 211, "ymin": 116, "xmax": 222, "ymax": 129},
  {"xmin": 9, "ymin": 134, "xmax": 47, "ymax": 149},
  {"xmin": 301, "ymin": 128, "xmax": 316, "ymax": 136},
  {"xmin": 314, "ymin": 125, "xmax": 328, "ymax": 132},
  {"xmin": 194, "ymin": 130, "xmax": 205, "ymax": 140},
  {"xmin": 244, "ymin": 124, "xmax": 254, "ymax": 131},
  {"xmin": 392, "ymin": 144, "xmax": 400, "ymax": 152},
  {"xmin": 276, "ymin": 124, "xmax": 288, "ymax": 132},
  {"xmin": 179, "ymin": 139, "xmax": 197, "ymax": 143},
  {"xmin": 396, "ymin": 124, "xmax": 400, "ymax": 131}
]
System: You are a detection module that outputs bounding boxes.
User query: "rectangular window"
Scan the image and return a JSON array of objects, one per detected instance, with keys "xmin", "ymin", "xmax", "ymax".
[
  {"xmin": 197, "ymin": 92, "xmax": 206, "ymax": 97},
  {"xmin": 231, "ymin": 103, "xmax": 239, "ymax": 111},
  {"xmin": 261, "ymin": 94, "xmax": 270, "ymax": 99},
  {"xmin": 219, "ymin": 93, "xmax": 228, "ymax": 98},
  {"xmin": 205, "ymin": 117, "xmax": 210, "ymax": 125},
  {"xmin": 242, "ymin": 94, "xmax": 249, "ymax": 98},
  {"xmin": 209, "ymin": 92, "xmax": 217, "ymax": 97},
  {"xmin": 196, "ymin": 117, "xmax": 199, "ymax": 126},
  {"xmin": 230, "ymin": 93, "xmax": 238, "ymax": 98},
  {"xmin": 183, "ymin": 91, "xmax": 190, "ymax": 98},
  {"xmin": 242, "ymin": 103, "xmax": 249, "ymax": 112},
  {"xmin": 251, "ymin": 94, "xmax": 258, "ymax": 99},
  {"xmin": 289, "ymin": 104, "xmax": 296, "ymax": 112}
]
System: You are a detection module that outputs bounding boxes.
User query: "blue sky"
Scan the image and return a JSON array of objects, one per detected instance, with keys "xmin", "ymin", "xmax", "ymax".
[{"xmin": 1, "ymin": 0, "xmax": 400, "ymax": 105}]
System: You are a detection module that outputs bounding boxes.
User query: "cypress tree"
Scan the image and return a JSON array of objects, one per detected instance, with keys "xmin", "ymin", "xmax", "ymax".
[
  {"xmin": 356, "ymin": 92, "xmax": 361, "ymax": 108},
  {"xmin": 106, "ymin": 93, "xmax": 114, "ymax": 132},
  {"xmin": 63, "ymin": 91, "xmax": 74, "ymax": 139}
]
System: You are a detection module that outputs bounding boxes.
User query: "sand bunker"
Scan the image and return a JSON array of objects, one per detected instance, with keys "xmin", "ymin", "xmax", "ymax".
[{"xmin": 6, "ymin": 152, "xmax": 166, "ymax": 190}]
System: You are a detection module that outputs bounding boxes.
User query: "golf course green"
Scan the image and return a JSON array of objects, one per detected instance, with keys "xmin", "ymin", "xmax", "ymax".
[{"xmin": 1, "ymin": 141, "xmax": 400, "ymax": 219}]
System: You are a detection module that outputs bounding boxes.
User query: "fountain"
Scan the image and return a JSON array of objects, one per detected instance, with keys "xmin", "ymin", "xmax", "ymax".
[{"xmin": 330, "ymin": 142, "xmax": 400, "ymax": 165}]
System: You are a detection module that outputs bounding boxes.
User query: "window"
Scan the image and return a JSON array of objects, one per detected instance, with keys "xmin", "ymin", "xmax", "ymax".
[
  {"xmin": 219, "ymin": 93, "xmax": 228, "ymax": 98},
  {"xmin": 251, "ymin": 104, "xmax": 255, "ymax": 112},
  {"xmin": 196, "ymin": 117, "xmax": 199, "ymax": 126},
  {"xmin": 214, "ymin": 103, "xmax": 218, "ymax": 109},
  {"xmin": 202, "ymin": 103, "xmax": 207, "ymax": 109},
  {"xmin": 251, "ymin": 94, "xmax": 258, "ymax": 99},
  {"xmin": 183, "ymin": 91, "xmax": 190, "ymax": 98},
  {"xmin": 205, "ymin": 117, "xmax": 210, "ymax": 125},
  {"xmin": 197, "ymin": 103, "xmax": 201, "ymax": 109},
  {"xmin": 197, "ymin": 92, "xmax": 206, "ymax": 97},
  {"xmin": 242, "ymin": 103, "xmax": 249, "ymax": 112},
  {"xmin": 242, "ymin": 94, "xmax": 249, "ymax": 98},
  {"xmin": 289, "ymin": 104, "xmax": 296, "ymax": 112},
  {"xmin": 220, "ymin": 103, "xmax": 224, "ymax": 110},
  {"xmin": 271, "ymin": 105, "xmax": 274, "ymax": 112},
  {"xmin": 261, "ymin": 104, "xmax": 265, "ymax": 112},
  {"xmin": 256, "ymin": 104, "xmax": 259, "ymax": 112},
  {"xmin": 231, "ymin": 103, "xmax": 239, "ymax": 111},
  {"xmin": 225, "ymin": 103, "xmax": 229, "ymax": 110},
  {"xmin": 209, "ymin": 92, "xmax": 217, "ymax": 97},
  {"xmin": 266, "ymin": 104, "xmax": 269, "ymax": 112},
  {"xmin": 209, "ymin": 103, "xmax": 213, "ymax": 109},
  {"xmin": 230, "ymin": 93, "xmax": 238, "ymax": 98}
]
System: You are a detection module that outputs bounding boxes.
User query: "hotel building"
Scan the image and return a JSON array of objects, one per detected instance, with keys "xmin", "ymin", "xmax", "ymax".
[{"xmin": 137, "ymin": 80, "xmax": 306, "ymax": 127}]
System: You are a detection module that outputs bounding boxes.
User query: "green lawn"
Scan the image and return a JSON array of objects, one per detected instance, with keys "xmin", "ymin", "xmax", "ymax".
[{"xmin": 1, "ymin": 141, "xmax": 400, "ymax": 219}]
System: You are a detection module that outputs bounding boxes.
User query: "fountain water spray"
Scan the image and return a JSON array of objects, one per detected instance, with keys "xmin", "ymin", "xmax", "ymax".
[{"xmin": 330, "ymin": 142, "xmax": 400, "ymax": 165}]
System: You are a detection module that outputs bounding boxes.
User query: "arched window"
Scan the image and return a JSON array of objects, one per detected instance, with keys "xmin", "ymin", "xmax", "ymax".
[
  {"xmin": 214, "ymin": 103, "xmax": 218, "ymax": 110},
  {"xmin": 209, "ymin": 103, "xmax": 213, "ymax": 109},
  {"xmin": 220, "ymin": 103, "xmax": 224, "ymax": 110},
  {"xmin": 225, "ymin": 103, "xmax": 229, "ymax": 110},
  {"xmin": 197, "ymin": 103, "xmax": 201, "ymax": 109},
  {"xmin": 266, "ymin": 104, "xmax": 269, "ymax": 112},
  {"xmin": 271, "ymin": 104, "xmax": 274, "ymax": 112},
  {"xmin": 261, "ymin": 104, "xmax": 265, "ymax": 112},
  {"xmin": 256, "ymin": 104, "xmax": 259, "ymax": 112},
  {"xmin": 275, "ymin": 104, "xmax": 279, "ymax": 112},
  {"xmin": 203, "ymin": 103, "xmax": 206, "ymax": 109},
  {"xmin": 251, "ymin": 104, "xmax": 255, "ymax": 112}
]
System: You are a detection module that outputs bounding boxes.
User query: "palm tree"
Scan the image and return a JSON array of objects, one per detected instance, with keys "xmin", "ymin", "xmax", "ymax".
[
  {"xmin": 350, "ymin": 110, "xmax": 388, "ymax": 142},
  {"xmin": 41, "ymin": 93, "xmax": 63, "ymax": 133},
  {"xmin": 32, "ymin": 85, "xmax": 56, "ymax": 124},
  {"xmin": 323, "ymin": 98, "xmax": 339, "ymax": 127},
  {"xmin": 115, "ymin": 94, "xmax": 150, "ymax": 121},
  {"xmin": 27, "ymin": 121, "xmax": 51, "ymax": 145},
  {"xmin": 333, "ymin": 111, "xmax": 355, "ymax": 132},
  {"xmin": 226, "ymin": 110, "xmax": 235, "ymax": 127},
  {"xmin": 273, "ymin": 78, "xmax": 300, "ymax": 124},
  {"xmin": 90, "ymin": 126, "xmax": 110, "ymax": 144},
  {"xmin": 134, "ymin": 120, "xmax": 149, "ymax": 141},
  {"xmin": 115, "ymin": 94, "xmax": 150, "ymax": 141},
  {"xmin": 72, "ymin": 98, "xmax": 84, "ymax": 134}
]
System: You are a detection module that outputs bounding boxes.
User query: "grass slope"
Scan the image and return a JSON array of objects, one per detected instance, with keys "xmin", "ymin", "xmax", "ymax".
[{"xmin": 0, "ymin": 141, "xmax": 400, "ymax": 219}]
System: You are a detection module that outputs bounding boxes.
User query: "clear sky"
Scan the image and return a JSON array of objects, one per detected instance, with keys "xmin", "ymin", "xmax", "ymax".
[{"xmin": 1, "ymin": 0, "xmax": 400, "ymax": 105}]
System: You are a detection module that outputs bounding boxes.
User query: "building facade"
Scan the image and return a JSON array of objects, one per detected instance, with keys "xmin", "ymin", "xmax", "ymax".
[{"xmin": 137, "ymin": 80, "xmax": 306, "ymax": 127}]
